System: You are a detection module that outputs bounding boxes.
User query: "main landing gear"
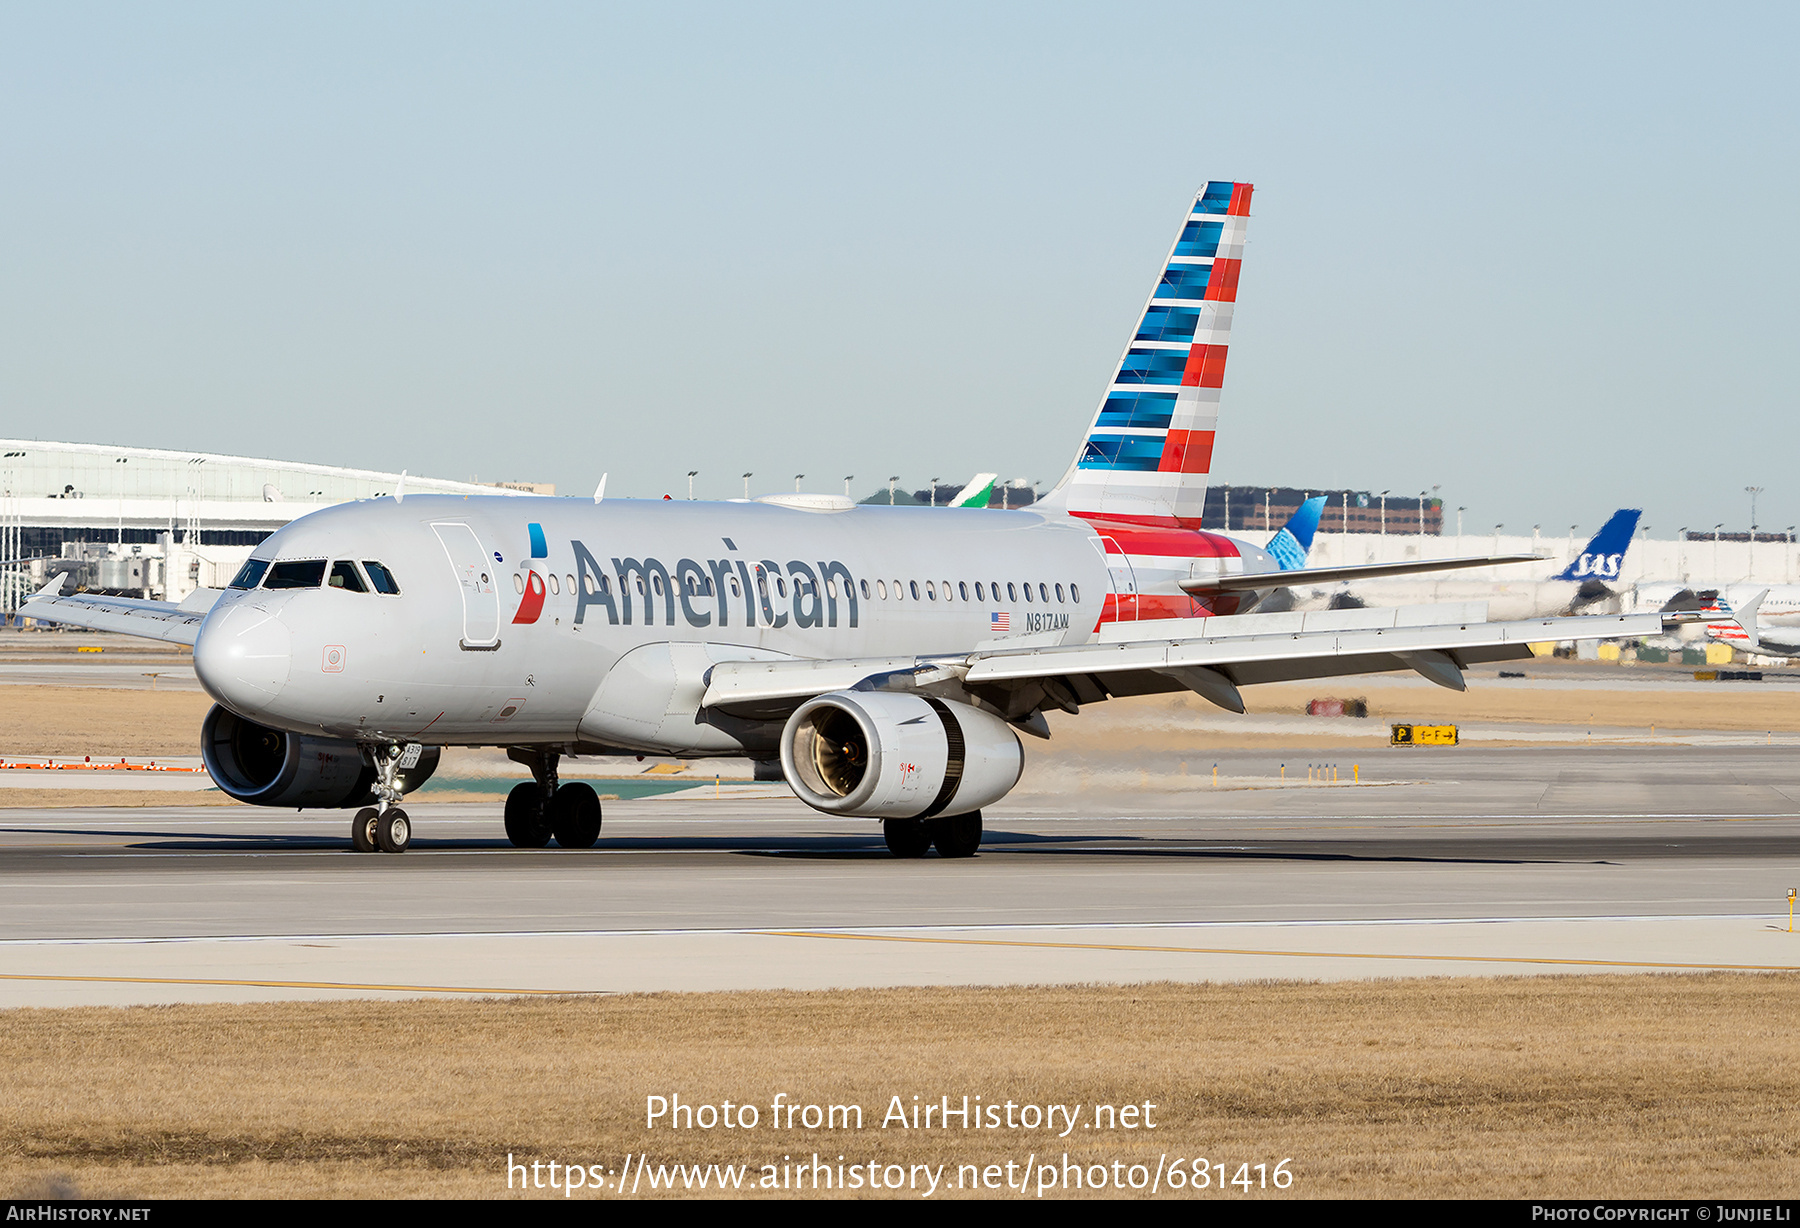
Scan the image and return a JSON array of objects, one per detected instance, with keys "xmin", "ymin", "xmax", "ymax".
[
  {"xmin": 351, "ymin": 743, "xmax": 414, "ymax": 854},
  {"xmin": 503, "ymin": 749, "xmax": 603, "ymax": 849},
  {"xmin": 882, "ymin": 811, "xmax": 982, "ymax": 859}
]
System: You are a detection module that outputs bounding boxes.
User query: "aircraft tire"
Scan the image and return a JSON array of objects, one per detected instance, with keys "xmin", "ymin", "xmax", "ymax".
[
  {"xmin": 883, "ymin": 818, "xmax": 932, "ymax": 858},
  {"xmin": 931, "ymin": 811, "xmax": 982, "ymax": 859},
  {"xmin": 375, "ymin": 808, "xmax": 411, "ymax": 854},
  {"xmin": 351, "ymin": 807, "xmax": 379, "ymax": 853},
  {"xmin": 504, "ymin": 782, "xmax": 553, "ymax": 848},
  {"xmin": 550, "ymin": 782, "xmax": 603, "ymax": 849}
]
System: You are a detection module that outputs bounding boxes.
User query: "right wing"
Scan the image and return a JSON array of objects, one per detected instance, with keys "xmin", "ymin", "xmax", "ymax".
[
  {"xmin": 702, "ymin": 603, "xmax": 1666, "ymax": 726},
  {"xmin": 17, "ymin": 576, "xmax": 220, "ymax": 646},
  {"xmin": 1184, "ymin": 553, "xmax": 1545, "ymax": 595}
]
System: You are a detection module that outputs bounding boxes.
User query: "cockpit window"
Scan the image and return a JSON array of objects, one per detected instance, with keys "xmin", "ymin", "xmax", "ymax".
[
  {"xmin": 228, "ymin": 559, "xmax": 270, "ymax": 590},
  {"xmin": 362, "ymin": 561, "xmax": 401, "ymax": 595},
  {"xmin": 329, "ymin": 561, "xmax": 368, "ymax": 592},
  {"xmin": 264, "ymin": 560, "xmax": 327, "ymax": 589}
]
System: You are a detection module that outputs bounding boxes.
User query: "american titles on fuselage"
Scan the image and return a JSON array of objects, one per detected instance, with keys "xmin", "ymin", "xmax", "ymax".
[{"xmin": 229, "ymin": 524, "xmax": 1089, "ymax": 635}]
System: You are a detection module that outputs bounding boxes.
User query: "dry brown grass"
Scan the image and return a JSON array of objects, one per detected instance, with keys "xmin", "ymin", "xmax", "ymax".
[
  {"xmin": 0, "ymin": 789, "xmax": 233, "ymax": 809},
  {"xmin": 0, "ymin": 688, "xmax": 215, "ymax": 758},
  {"xmin": 2, "ymin": 974, "xmax": 1796, "ymax": 1199}
]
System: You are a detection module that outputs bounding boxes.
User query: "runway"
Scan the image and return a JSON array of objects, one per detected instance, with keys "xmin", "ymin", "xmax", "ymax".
[{"xmin": 3, "ymin": 745, "xmax": 1797, "ymax": 1005}]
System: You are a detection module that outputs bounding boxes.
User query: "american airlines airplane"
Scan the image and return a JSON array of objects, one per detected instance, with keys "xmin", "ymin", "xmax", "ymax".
[{"xmin": 22, "ymin": 181, "xmax": 1663, "ymax": 857}]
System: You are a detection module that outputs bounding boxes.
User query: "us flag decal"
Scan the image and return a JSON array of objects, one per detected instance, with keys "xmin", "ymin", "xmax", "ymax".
[{"xmin": 990, "ymin": 612, "xmax": 1010, "ymax": 633}]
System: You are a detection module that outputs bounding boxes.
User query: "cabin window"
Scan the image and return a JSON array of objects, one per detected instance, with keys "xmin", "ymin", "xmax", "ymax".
[
  {"xmin": 1006, "ymin": 582, "xmax": 1017, "ymax": 602},
  {"xmin": 909, "ymin": 581, "xmax": 920, "ymax": 601},
  {"xmin": 548, "ymin": 574, "xmax": 560, "ymax": 595},
  {"xmin": 1039, "ymin": 583, "xmax": 1049, "ymax": 603},
  {"xmin": 942, "ymin": 580, "xmax": 952, "ymax": 600},
  {"xmin": 776, "ymin": 576, "xmax": 787, "ymax": 598},
  {"xmin": 959, "ymin": 581, "xmax": 969, "ymax": 601},
  {"xmin": 974, "ymin": 582, "xmax": 984, "ymax": 601},
  {"xmin": 512, "ymin": 573, "xmax": 525, "ymax": 595},
  {"xmin": 925, "ymin": 581, "xmax": 936, "ymax": 601},
  {"xmin": 1070, "ymin": 584, "xmax": 1080, "ymax": 603},
  {"xmin": 653, "ymin": 573, "xmax": 664, "ymax": 597},
  {"xmin": 582, "ymin": 573, "xmax": 596, "ymax": 596},
  {"xmin": 860, "ymin": 579, "xmax": 870, "ymax": 599},
  {"xmin": 265, "ymin": 560, "xmax": 327, "ymax": 589},
  {"xmin": 730, "ymin": 575, "xmax": 742, "ymax": 598},
  {"xmin": 1055, "ymin": 583, "xmax": 1064, "ymax": 603},
  {"xmin": 1023, "ymin": 582, "xmax": 1034, "ymax": 603},
  {"xmin": 228, "ymin": 559, "xmax": 270, "ymax": 590},
  {"xmin": 876, "ymin": 579, "xmax": 888, "ymax": 600}
]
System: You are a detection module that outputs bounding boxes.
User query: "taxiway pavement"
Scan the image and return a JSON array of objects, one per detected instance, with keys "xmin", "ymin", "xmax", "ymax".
[{"xmin": 2, "ymin": 745, "xmax": 1797, "ymax": 1005}]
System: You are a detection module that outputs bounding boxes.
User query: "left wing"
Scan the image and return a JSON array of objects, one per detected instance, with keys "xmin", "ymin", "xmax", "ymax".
[
  {"xmin": 703, "ymin": 607, "xmax": 1664, "ymax": 726},
  {"xmin": 18, "ymin": 576, "xmax": 220, "ymax": 646}
]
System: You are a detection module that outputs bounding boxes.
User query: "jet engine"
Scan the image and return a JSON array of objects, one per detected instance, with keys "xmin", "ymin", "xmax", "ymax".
[
  {"xmin": 780, "ymin": 691, "xmax": 1023, "ymax": 819},
  {"xmin": 201, "ymin": 704, "xmax": 440, "ymax": 808}
]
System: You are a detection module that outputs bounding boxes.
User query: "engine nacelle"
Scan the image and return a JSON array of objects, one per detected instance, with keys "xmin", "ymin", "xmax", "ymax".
[
  {"xmin": 780, "ymin": 691, "xmax": 1023, "ymax": 819},
  {"xmin": 201, "ymin": 704, "xmax": 440, "ymax": 808}
]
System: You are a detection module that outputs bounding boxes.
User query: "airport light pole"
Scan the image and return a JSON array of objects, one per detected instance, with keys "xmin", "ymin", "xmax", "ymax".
[
  {"xmin": 1493, "ymin": 524, "xmax": 1503, "ymax": 559},
  {"xmin": 1714, "ymin": 523, "xmax": 1724, "ymax": 584},
  {"xmin": 1420, "ymin": 491, "xmax": 1428, "ymax": 539},
  {"xmin": 1678, "ymin": 527, "xmax": 1688, "ymax": 583},
  {"xmin": 843, "ymin": 475, "xmax": 854, "ymax": 498},
  {"xmin": 1747, "ymin": 487, "xmax": 1763, "ymax": 580},
  {"xmin": 1265, "ymin": 487, "xmax": 1273, "ymax": 532},
  {"xmin": 930, "ymin": 478, "xmax": 939, "ymax": 508},
  {"xmin": 742, "ymin": 472, "xmax": 752, "ymax": 500},
  {"xmin": 1533, "ymin": 524, "xmax": 1540, "ymax": 555},
  {"xmin": 1342, "ymin": 490, "xmax": 1350, "ymax": 536},
  {"xmin": 795, "ymin": 473, "xmax": 804, "ymax": 493},
  {"xmin": 687, "ymin": 471, "xmax": 697, "ymax": 501},
  {"xmin": 1380, "ymin": 491, "xmax": 1389, "ymax": 535},
  {"xmin": 888, "ymin": 476, "xmax": 899, "ymax": 506},
  {"xmin": 1457, "ymin": 506, "xmax": 1465, "ymax": 552}
]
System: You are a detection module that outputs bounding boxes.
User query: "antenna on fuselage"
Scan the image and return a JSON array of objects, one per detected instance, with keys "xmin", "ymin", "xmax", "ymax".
[
  {"xmin": 394, "ymin": 470, "xmax": 407, "ymax": 504},
  {"xmin": 594, "ymin": 473, "xmax": 608, "ymax": 504}
]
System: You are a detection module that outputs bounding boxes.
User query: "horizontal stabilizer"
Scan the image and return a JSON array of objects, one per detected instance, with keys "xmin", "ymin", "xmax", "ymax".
[{"xmin": 1183, "ymin": 553, "xmax": 1546, "ymax": 595}]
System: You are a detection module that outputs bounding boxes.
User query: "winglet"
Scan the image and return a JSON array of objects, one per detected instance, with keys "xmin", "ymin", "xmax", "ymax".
[
  {"xmin": 1733, "ymin": 589, "xmax": 1768, "ymax": 651},
  {"xmin": 394, "ymin": 470, "xmax": 407, "ymax": 504},
  {"xmin": 594, "ymin": 473, "xmax": 608, "ymax": 504},
  {"xmin": 31, "ymin": 573, "xmax": 68, "ymax": 599}
]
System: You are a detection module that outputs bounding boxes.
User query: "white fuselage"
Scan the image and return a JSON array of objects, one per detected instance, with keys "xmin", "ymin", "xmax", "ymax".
[{"xmin": 194, "ymin": 496, "xmax": 1113, "ymax": 755}]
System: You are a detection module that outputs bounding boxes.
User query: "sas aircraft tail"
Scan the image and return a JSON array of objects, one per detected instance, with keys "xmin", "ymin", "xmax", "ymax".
[
  {"xmin": 1043, "ymin": 180, "xmax": 1252, "ymax": 526},
  {"xmin": 1551, "ymin": 509, "xmax": 1642, "ymax": 582}
]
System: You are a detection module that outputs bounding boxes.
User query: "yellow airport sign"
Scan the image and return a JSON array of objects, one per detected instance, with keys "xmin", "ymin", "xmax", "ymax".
[{"xmin": 1391, "ymin": 724, "xmax": 1459, "ymax": 746}]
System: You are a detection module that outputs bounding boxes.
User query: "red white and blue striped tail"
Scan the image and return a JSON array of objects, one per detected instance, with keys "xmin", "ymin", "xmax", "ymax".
[{"xmin": 1043, "ymin": 181, "xmax": 1252, "ymax": 526}]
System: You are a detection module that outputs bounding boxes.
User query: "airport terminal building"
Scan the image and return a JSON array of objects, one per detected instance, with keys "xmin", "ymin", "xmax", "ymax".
[{"xmin": 0, "ymin": 440, "xmax": 541, "ymax": 613}]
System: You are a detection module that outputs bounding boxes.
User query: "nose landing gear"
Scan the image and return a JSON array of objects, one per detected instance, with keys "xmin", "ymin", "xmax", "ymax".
[
  {"xmin": 504, "ymin": 748, "xmax": 604, "ymax": 849},
  {"xmin": 350, "ymin": 742, "xmax": 417, "ymax": 853}
]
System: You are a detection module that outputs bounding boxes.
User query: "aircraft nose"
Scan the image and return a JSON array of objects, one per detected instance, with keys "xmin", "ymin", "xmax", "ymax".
[{"xmin": 194, "ymin": 601, "xmax": 293, "ymax": 713}]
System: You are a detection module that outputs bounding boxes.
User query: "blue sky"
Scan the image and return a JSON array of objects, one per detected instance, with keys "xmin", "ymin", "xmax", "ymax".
[{"xmin": 3, "ymin": 3, "xmax": 1795, "ymax": 536}]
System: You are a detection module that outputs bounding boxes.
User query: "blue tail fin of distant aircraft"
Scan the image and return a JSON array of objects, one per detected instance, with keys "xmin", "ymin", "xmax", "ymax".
[
  {"xmin": 1266, "ymin": 496, "xmax": 1327, "ymax": 571},
  {"xmin": 1552, "ymin": 509, "xmax": 1642, "ymax": 582}
]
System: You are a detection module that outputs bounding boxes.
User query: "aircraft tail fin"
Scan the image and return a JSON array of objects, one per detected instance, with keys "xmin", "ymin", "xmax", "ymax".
[
  {"xmin": 1552, "ymin": 509, "xmax": 1641, "ymax": 582},
  {"xmin": 1044, "ymin": 181, "xmax": 1252, "ymax": 526},
  {"xmin": 1264, "ymin": 496, "xmax": 1328, "ymax": 571},
  {"xmin": 948, "ymin": 474, "xmax": 999, "ymax": 509}
]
